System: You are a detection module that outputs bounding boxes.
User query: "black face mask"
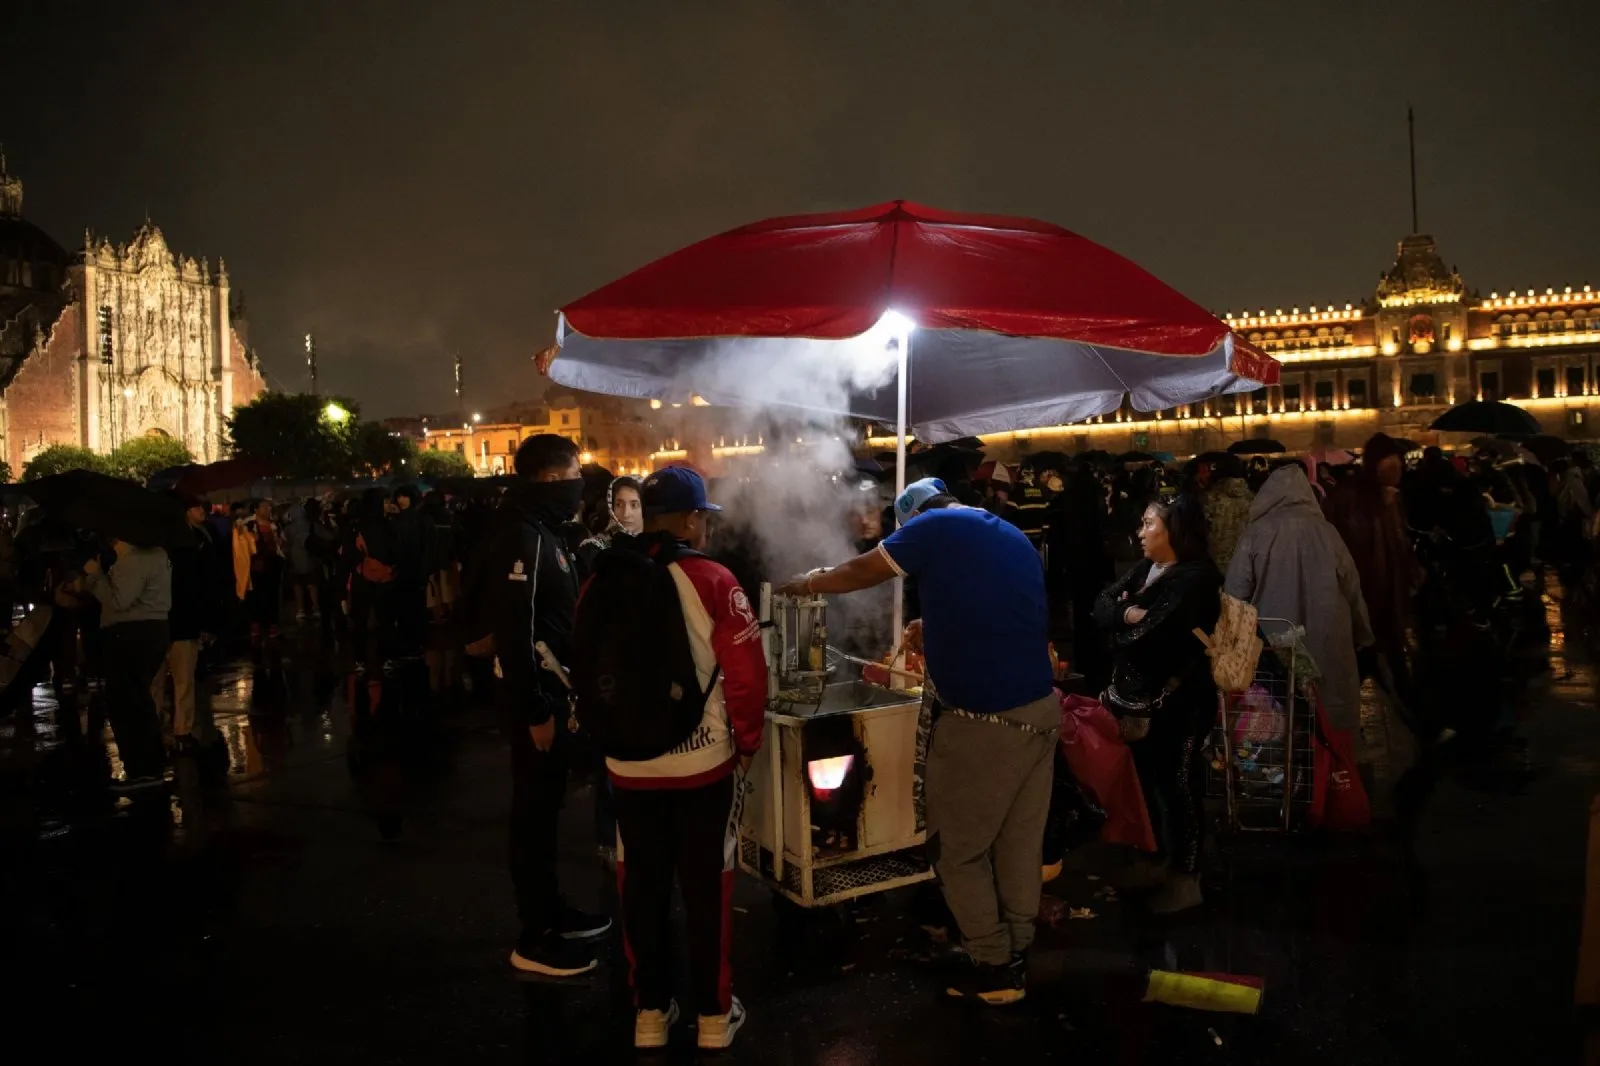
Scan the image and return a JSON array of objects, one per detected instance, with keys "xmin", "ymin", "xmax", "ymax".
[{"xmin": 520, "ymin": 478, "xmax": 585, "ymax": 524}]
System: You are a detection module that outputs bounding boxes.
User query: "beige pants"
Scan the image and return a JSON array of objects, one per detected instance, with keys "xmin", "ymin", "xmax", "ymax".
[{"xmin": 152, "ymin": 639, "xmax": 204, "ymax": 739}]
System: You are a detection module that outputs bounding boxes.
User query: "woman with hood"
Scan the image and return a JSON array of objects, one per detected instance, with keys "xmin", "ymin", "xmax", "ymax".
[
  {"xmin": 1093, "ymin": 494, "xmax": 1221, "ymax": 913},
  {"xmin": 1223, "ymin": 465, "xmax": 1374, "ymax": 737},
  {"xmin": 576, "ymin": 476, "xmax": 643, "ymax": 572}
]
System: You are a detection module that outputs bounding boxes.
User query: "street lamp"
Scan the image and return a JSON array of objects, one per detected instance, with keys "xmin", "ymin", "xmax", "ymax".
[
  {"xmin": 323, "ymin": 401, "xmax": 350, "ymax": 424},
  {"xmin": 472, "ymin": 412, "xmax": 482, "ymax": 424}
]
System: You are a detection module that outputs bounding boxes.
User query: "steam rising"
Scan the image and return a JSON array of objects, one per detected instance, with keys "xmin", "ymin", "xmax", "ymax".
[{"xmin": 673, "ymin": 329, "xmax": 907, "ymax": 657}]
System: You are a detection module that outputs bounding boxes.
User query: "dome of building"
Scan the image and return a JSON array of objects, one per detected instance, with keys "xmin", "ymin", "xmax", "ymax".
[{"xmin": 0, "ymin": 155, "xmax": 71, "ymax": 296}]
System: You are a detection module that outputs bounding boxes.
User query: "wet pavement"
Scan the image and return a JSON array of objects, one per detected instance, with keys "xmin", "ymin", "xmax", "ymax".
[{"xmin": 3, "ymin": 603, "xmax": 1598, "ymax": 1065}]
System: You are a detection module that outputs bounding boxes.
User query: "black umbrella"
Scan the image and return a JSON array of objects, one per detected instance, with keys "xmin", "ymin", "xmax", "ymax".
[
  {"xmin": 1429, "ymin": 400, "xmax": 1540, "ymax": 436},
  {"xmin": 1076, "ymin": 449, "xmax": 1116, "ymax": 470},
  {"xmin": 1502, "ymin": 433, "xmax": 1570, "ymax": 465},
  {"xmin": 23, "ymin": 470, "xmax": 191, "ymax": 549},
  {"xmin": 1228, "ymin": 439, "xmax": 1286, "ymax": 455}
]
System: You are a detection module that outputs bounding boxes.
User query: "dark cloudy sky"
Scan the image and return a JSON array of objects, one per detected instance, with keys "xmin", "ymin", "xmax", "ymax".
[{"xmin": 5, "ymin": 0, "xmax": 1598, "ymax": 416}]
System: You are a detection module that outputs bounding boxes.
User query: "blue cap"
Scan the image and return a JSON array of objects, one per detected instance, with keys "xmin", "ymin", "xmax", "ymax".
[
  {"xmin": 894, "ymin": 477, "xmax": 946, "ymax": 522},
  {"xmin": 640, "ymin": 467, "xmax": 722, "ymax": 516}
]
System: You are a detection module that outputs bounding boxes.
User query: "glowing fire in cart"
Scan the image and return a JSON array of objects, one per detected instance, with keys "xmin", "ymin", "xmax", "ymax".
[{"xmin": 538, "ymin": 199, "xmax": 1280, "ymax": 909}]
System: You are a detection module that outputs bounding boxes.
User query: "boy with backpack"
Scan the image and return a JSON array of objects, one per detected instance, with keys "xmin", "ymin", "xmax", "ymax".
[{"xmin": 571, "ymin": 467, "xmax": 766, "ymax": 1051}]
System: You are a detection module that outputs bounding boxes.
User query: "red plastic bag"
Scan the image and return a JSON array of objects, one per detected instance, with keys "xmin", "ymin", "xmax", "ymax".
[
  {"xmin": 1059, "ymin": 694, "xmax": 1158, "ymax": 852},
  {"xmin": 1307, "ymin": 694, "xmax": 1370, "ymax": 831}
]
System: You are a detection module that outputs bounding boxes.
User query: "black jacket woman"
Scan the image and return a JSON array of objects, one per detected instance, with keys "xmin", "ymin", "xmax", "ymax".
[{"xmin": 1093, "ymin": 492, "xmax": 1220, "ymax": 915}]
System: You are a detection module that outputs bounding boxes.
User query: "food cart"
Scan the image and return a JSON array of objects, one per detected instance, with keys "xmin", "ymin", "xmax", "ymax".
[
  {"xmin": 736, "ymin": 587, "xmax": 934, "ymax": 908},
  {"xmin": 538, "ymin": 198, "xmax": 1283, "ymax": 909}
]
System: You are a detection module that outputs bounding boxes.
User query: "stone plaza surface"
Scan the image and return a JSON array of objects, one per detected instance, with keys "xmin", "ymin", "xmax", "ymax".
[{"xmin": 2, "ymin": 619, "xmax": 1596, "ymax": 1064}]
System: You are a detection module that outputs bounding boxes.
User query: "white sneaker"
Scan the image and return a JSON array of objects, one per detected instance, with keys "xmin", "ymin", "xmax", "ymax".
[
  {"xmin": 634, "ymin": 1000, "xmax": 679, "ymax": 1049},
  {"xmin": 697, "ymin": 997, "xmax": 746, "ymax": 1051}
]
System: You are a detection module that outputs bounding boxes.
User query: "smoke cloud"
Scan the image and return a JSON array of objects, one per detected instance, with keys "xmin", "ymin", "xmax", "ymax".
[{"xmin": 653, "ymin": 329, "xmax": 908, "ymax": 658}]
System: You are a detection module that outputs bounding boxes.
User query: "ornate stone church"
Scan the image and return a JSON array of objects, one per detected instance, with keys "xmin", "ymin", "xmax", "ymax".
[{"xmin": 0, "ymin": 155, "xmax": 265, "ymax": 471}]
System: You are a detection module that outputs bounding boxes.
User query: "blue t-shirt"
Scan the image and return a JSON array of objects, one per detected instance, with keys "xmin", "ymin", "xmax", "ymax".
[{"xmin": 879, "ymin": 506, "xmax": 1053, "ymax": 715}]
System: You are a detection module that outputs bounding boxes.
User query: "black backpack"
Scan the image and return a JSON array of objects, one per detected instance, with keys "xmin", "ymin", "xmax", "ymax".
[{"xmin": 571, "ymin": 537, "xmax": 720, "ymax": 762}]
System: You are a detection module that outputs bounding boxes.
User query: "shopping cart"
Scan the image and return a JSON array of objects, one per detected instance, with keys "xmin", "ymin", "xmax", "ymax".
[{"xmin": 1206, "ymin": 618, "xmax": 1317, "ymax": 832}]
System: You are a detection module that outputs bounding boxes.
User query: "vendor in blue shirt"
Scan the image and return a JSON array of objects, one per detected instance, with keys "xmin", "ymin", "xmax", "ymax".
[{"xmin": 776, "ymin": 477, "xmax": 1058, "ymax": 1008}]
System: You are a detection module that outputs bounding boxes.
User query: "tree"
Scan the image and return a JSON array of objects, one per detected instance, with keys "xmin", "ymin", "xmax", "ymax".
[
  {"xmin": 106, "ymin": 435, "xmax": 193, "ymax": 482},
  {"xmin": 227, "ymin": 392, "xmax": 361, "ymax": 479},
  {"xmin": 351, "ymin": 420, "xmax": 416, "ymax": 478},
  {"xmin": 415, "ymin": 448, "xmax": 474, "ymax": 479},
  {"xmin": 0, "ymin": 460, "xmax": 11, "ymax": 485},
  {"xmin": 21, "ymin": 445, "xmax": 108, "ymax": 481}
]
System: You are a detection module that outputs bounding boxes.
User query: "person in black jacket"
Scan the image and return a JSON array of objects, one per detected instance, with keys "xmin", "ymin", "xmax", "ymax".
[
  {"xmin": 1094, "ymin": 494, "xmax": 1220, "ymax": 915},
  {"xmin": 388, "ymin": 485, "xmax": 435, "ymax": 658},
  {"xmin": 156, "ymin": 494, "xmax": 221, "ymax": 752},
  {"xmin": 466, "ymin": 434, "xmax": 610, "ymax": 978},
  {"xmin": 346, "ymin": 489, "xmax": 398, "ymax": 668}
]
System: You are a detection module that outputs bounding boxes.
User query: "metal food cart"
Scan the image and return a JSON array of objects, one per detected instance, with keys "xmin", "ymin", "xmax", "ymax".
[{"xmin": 736, "ymin": 586, "xmax": 936, "ymax": 908}]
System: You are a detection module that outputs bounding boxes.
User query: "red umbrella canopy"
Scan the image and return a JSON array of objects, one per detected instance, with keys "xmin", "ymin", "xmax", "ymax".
[{"xmin": 548, "ymin": 200, "xmax": 1276, "ymax": 440}]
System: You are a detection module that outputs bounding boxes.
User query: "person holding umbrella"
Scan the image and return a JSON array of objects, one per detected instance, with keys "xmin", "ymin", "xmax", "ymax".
[{"xmin": 82, "ymin": 535, "xmax": 173, "ymax": 792}]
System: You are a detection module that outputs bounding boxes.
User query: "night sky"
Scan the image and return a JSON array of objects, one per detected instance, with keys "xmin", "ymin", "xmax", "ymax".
[{"xmin": 4, "ymin": 1, "xmax": 1598, "ymax": 416}]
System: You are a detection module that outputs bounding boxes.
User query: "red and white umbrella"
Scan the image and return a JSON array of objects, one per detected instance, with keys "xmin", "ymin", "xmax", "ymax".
[
  {"xmin": 542, "ymin": 200, "xmax": 1277, "ymax": 637},
  {"xmin": 543, "ymin": 200, "xmax": 1277, "ymax": 445}
]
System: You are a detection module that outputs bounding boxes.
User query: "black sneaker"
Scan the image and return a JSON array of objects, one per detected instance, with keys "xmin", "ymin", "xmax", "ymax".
[
  {"xmin": 509, "ymin": 934, "xmax": 598, "ymax": 977},
  {"xmin": 945, "ymin": 958, "xmax": 1026, "ymax": 1006},
  {"xmin": 555, "ymin": 903, "xmax": 612, "ymax": 940},
  {"xmin": 109, "ymin": 774, "xmax": 167, "ymax": 794}
]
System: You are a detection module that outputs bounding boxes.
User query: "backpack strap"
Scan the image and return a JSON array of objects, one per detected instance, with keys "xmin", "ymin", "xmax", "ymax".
[{"xmin": 654, "ymin": 544, "xmax": 721, "ymax": 702}]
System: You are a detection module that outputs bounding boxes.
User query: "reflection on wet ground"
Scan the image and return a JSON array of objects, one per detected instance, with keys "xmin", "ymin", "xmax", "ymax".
[{"xmin": 3, "ymin": 602, "xmax": 1598, "ymax": 1064}]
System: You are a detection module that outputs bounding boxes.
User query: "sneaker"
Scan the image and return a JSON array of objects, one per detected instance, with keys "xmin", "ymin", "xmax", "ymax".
[
  {"xmin": 509, "ymin": 934, "xmax": 598, "ymax": 978},
  {"xmin": 555, "ymin": 904, "xmax": 612, "ymax": 940},
  {"xmin": 295, "ymin": 611, "xmax": 307, "ymax": 623},
  {"xmin": 696, "ymin": 997, "xmax": 746, "ymax": 1050},
  {"xmin": 634, "ymin": 1000, "xmax": 679, "ymax": 1049},
  {"xmin": 945, "ymin": 958, "xmax": 1026, "ymax": 1006},
  {"xmin": 1146, "ymin": 873, "xmax": 1204, "ymax": 915},
  {"xmin": 109, "ymin": 774, "xmax": 166, "ymax": 794}
]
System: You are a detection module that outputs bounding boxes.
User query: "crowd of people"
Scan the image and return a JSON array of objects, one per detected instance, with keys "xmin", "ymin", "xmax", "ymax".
[{"xmin": 3, "ymin": 424, "xmax": 1585, "ymax": 1049}]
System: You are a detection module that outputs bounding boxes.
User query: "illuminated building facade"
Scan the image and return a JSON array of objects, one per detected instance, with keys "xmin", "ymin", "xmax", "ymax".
[
  {"xmin": 0, "ymin": 156, "xmax": 265, "ymax": 470},
  {"xmin": 419, "ymin": 392, "xmax": 655, "ymax": 475},
  {"xmin": 968, "ymin": 231, "xmax": 1600, "ymax": 458}
]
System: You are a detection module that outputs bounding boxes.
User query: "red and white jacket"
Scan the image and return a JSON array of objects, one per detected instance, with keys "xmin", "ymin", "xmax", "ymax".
[{"xmin": 607, "ymin": 554, "xmax": 767, "ymax": 790}]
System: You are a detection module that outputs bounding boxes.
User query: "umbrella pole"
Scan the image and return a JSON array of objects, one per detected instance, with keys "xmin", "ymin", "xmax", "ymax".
[{"xmin": 891, "ymin": 330, "xmax": 910, "ymax": 643}]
